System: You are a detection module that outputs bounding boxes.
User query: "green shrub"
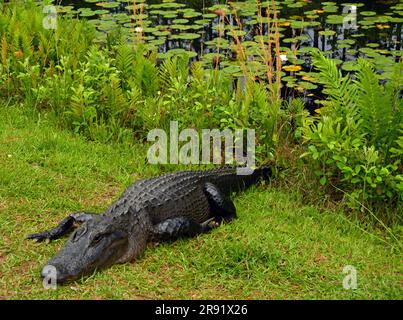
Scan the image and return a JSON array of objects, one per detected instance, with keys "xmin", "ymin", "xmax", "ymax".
[
  {"xmin": 0, "ymin": 1, "xmax": 95, "ymax": 95},
  {"xmin": 302, "ymin": 51, "xmax": 402, "ymax": 221}
]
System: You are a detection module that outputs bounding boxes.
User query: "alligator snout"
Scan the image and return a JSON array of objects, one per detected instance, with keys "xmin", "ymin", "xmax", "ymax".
[{"xmin": 40, "ymin": 263, "xmax": 78, "ymax": 284}]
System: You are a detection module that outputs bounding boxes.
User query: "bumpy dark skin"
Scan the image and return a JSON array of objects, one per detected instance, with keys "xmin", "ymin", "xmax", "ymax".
[{"xmin": 28, "ymin": 167, "xmax": 272, "ymax": 283}]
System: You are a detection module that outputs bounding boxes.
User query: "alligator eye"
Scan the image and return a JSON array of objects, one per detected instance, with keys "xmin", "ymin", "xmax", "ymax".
[
  {"xmin": 72, "ymin": 226, "xmax": 87, "ymax": 242},
  {"xmin": 91, "ymin": 233, "xmax": 104, "ymax": 246}
]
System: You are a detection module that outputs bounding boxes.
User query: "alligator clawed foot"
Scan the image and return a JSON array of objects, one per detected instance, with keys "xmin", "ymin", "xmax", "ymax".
[
  {"xmin": 214, "ymin": 221, "xmax": 221, "ymax": 227},
  {"xmin": 209, "ymin": 221, "xmax": 221, "ymax": 228},
  {"xmin": 26, "ymin": 232, "xmax": 51, "ymax": 242},
  {"xmin": 201, "ymin": 218, "xmax": 221, "ymax": 232}
]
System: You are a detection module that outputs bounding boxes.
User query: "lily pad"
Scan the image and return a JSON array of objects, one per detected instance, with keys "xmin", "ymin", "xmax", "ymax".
[
  {"xmin": 319, "ymin": 30, "xmax": 336, "ymax": 36},
  {"xmin": 171, "ymin": 33, "xmax": 201, "ymax": 40}
]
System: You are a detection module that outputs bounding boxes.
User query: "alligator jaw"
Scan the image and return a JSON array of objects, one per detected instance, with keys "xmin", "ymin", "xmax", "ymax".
[
  {"xmin": 38, "ymin": 216, "xmax": 132, "ymax": 284},
  {"xmin": 40, "ymin": 263, "xmax": 80, "ymax": 284}
]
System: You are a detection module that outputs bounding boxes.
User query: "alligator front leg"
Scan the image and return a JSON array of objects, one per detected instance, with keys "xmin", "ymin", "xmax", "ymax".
[
  {"xmin": 151, "ymin": 217, "xmax": 217, "ymax": 242},
  {"xmin": 27, "ymin": 212, "xmax": 97, "ymax": 242}
]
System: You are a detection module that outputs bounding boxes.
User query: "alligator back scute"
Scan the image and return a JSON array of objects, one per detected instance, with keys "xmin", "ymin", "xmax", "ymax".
[
  {"xmin": 145, "ymin": 176, "xmax": 211, "ymax": 224},
  {"xmin": 104, "ymin": 167, "xmax": 267, "ymax": 225},
  {"xmin": 104, "ymin": 171, "xmax": 211, "ymax": 224}
]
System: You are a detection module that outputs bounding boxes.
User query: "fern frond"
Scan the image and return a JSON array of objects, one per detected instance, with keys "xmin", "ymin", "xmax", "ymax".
[
  {"xmin": 115, "ymin": 44, "xmax": 135, "ymax": 81},
  {"xmin": 159, "ymin": 56, "xmax": 177, "ymax": 90},
  {"xmin": 386, "ymin": 58, "xmax": 403, "ymax": 140},
  {"xmin": 190, "ymin": 61, "xmax": 204, "ymax": 84},
  {"xmin": 103, "ymin": 77, "xmax": 129, "ymax": 117},
  {"xmin": 159, "ymin": 54, "xmax": 190, "ymax": 91},
  {"xmin": 311, "ymin": 50, "xmax": 357, "ymax": 117},
  {"xmin": 138, "ymin": 58, "xmax": 159, "ymax": 96},
  {"xmin": 1, "ymin": 34, "xmax": 7, "ymax": 66},
  {"xmin": 128, "ymin": 80, "xmax": 142, "ymax": 107},
  {"xmin": 354, "ymin": 58, "xmax": 393, "ymax": 147}
]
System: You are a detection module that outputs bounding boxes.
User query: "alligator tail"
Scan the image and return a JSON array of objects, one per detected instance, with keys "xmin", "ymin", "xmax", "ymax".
[
  {"xmin": 228, "ymin": 165, "xmax": 273, "ymax": 194},
  {"xmin": 254, "ymin": 165, "xmax": 273, "ymax": 182}
]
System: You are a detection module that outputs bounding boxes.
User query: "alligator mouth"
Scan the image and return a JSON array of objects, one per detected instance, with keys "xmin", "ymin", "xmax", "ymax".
[{"xmin": 40, "ymin": 264, "xmax": 82, "ymax": 284}]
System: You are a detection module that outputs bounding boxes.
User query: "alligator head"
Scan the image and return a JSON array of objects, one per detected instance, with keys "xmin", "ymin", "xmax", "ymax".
[{"xmin": 42, "ymin": 215, "xmax": 131, "ymax": 283}]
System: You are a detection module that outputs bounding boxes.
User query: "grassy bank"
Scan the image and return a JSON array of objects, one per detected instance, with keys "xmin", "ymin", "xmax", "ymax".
[{"xmin": 0, "ymin": 105, "xmax": 400, "ymax": 299}]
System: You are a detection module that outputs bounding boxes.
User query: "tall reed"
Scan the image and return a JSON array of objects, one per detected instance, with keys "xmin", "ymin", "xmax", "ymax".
[
  {"xmin": 226, "ymin": 0, "xmax": 283, "ymax": 101},
  {"xmin": 130, "ymin": 0, "xmax": 144, "ymax": 48}
]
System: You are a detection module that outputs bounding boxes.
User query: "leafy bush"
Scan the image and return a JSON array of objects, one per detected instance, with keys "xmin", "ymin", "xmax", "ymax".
[
  {"xmin": 0, "ymin": 2, "xmax": 95, "ymax": 104},
  {"xmin": 302, "ymin": 51, "xmax": 402, "ymax": 220}
]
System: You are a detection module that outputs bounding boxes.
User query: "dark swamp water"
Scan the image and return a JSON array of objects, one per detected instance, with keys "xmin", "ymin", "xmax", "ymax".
[{"xmin": 53, "ymin": 0, "xmax": 402, "ymax": 105}]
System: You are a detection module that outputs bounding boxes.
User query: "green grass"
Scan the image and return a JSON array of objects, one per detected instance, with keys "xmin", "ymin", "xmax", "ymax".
[{"xmin": 0, "ymin": 105, "xmax": 401, "ymax": 299}]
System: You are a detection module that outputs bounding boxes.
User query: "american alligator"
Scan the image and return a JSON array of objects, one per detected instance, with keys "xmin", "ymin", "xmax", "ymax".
[{"xmin": 27, "ymin": 166, "xmax": 271, "ymax": 283}]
